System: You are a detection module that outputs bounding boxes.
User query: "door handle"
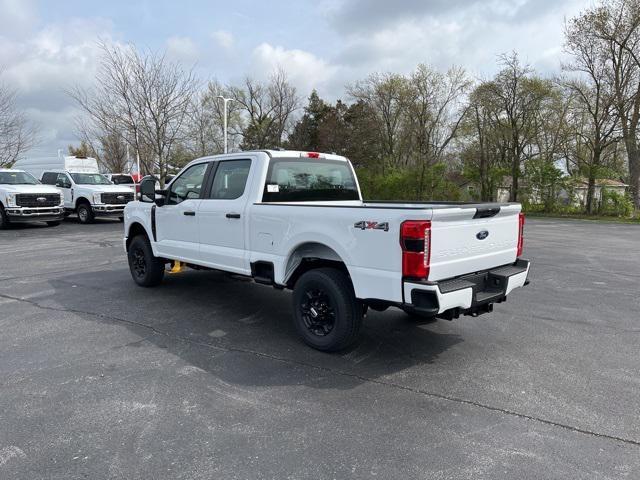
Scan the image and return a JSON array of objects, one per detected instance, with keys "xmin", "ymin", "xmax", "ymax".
[
  {"xmin": 183, "ymin": 211, "xmax": 196, "ymax": 216},
  {"xmin": 226, "ymin": 213, "xmax": 241, "ymax": 219}
]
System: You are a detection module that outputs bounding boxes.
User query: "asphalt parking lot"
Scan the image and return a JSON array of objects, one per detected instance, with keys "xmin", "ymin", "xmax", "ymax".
[{"xmin": 0, "ymin": 218, "xmax": 639, "ymax": 479}]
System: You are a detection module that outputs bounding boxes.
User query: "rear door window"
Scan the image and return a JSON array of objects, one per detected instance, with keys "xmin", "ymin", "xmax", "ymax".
[{"xmin": 208, "ymin": 160, "xmax": 251, "ymax": 200}]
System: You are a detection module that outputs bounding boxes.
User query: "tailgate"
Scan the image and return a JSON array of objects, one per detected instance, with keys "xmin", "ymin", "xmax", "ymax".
[{"xmin": 428, "ymin": 204, "xmax": 521, "ymax": 281}]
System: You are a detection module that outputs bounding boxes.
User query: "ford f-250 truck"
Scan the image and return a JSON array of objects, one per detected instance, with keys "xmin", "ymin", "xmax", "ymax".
[
  {"xmin": 124, "ymin": 150, "xmax": 530, "ymax": 351},
  {"xmin": 0, "ymin": 169, "xmax": 65, "ymax": 228},
  {"xmin": 12, "ymin": 156, "xmax": 135, "ymax": 224}
]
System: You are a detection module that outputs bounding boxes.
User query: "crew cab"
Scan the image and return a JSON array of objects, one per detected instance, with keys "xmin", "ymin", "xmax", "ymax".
[
  {"xmin": 123, "ymin": 150, "xmax": 530, "ymax": 351},
  {"xmin": 0, "ymin": 169, "xmax": 64, "ymax": 229},
  {"xmin": 40, "ymin": 170, "xmax": 135, "ymax": 224}
]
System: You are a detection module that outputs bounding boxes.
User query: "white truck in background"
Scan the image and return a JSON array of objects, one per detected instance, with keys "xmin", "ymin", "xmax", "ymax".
[
  {"xmin": 13, "ymin": 156, "xmax": 135, "ymax": 224},
  {"xmin": 0, "ymin": 169, "xmax": 65, "ymax": 228},
  {"xmin": 123, "ymin": 150, "xmax": 530, "ymax": 351}
]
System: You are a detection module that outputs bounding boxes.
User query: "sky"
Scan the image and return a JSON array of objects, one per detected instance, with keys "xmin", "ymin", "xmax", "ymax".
[{"xmin": 0, "ymin": 0, "xmax": 590, "ymax": 157}]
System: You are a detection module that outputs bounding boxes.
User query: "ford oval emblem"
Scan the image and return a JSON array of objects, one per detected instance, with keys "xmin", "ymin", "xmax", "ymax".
[
  {"xmin": 476, "ymin": 230, "xmax": 489, "ymax": 240},
  {"xmin": 37, "ymin": 197, "xmax": 47, "ymax": 202}
]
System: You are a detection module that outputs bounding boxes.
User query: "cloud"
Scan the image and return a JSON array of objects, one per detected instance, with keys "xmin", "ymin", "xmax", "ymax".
[
  {"xmin": 0, "ymin": 0, "xmax": 37, "ymax": 38},
  {"xmin": 325, "ymin": 0, "xmax": 588, "ymax": 83},
  {"xmin": 250, "ymin": 43, "xmax": 338, "ymax": 97},
  {"xmin": 165, "ymin": 35, "xmax": 199, "ymax": 63},
  {"xmin": 0, "ymin": 17, "xmax": 116, "ymax": 156},
  {"xmin": 327, "ymin": 0, "xmax": 567, "ymax": 32},
  {"xmin": 211, "ymin": 30, "xmax": 234, "ymax": 49},
  {"xmin": 0, "ymin": 0, "xmax": 590, "ymax": 157}
]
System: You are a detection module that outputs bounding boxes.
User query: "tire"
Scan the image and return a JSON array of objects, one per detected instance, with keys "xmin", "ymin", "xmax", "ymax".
[
  {"xmin": 77, "ymin": 202, "xmax": 95, "ymax": 224},
  {"xmin": 127, "ymin": 235, "xmax": 165, "ymax": 287},
  {"xmin": 0, "ymin": 204, "xmax": 8, "ymax": 229},
  {"xmin": 292, "ymin": 268, "xmax": 363, "ymax": 351},
  {"xmin": 46, "ymin": 221, "xmax": 61, "ymax": 227}
]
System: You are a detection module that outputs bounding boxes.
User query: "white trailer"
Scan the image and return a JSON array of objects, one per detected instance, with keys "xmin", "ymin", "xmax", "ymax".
[{"xmin": 12, "ymin": 156, "xmax": 100, "ymax": 180}]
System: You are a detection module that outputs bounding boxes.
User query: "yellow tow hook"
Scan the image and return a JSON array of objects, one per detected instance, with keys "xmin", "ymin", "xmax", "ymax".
[{"xmin": 168, "ymin": 260, "xmax": 184, "ymax": 274}]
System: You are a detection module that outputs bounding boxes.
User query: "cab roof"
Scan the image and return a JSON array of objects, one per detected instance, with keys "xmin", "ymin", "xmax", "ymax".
[{"xmin": 260, "ymin": 150, "xmax": 348, "ymax": 161}]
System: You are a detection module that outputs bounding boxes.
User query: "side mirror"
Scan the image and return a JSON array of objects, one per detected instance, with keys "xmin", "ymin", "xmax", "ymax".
[{"xmin": 139, "ymin": 177, "xmax": 157, "ymax": 203}]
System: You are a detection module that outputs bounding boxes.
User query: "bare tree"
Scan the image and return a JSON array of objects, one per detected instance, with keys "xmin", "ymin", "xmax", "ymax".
[
  {"xmin": 348, "ymin": 72, "xmax": 410, "ymax": 172},
  {"xmin": 482, "ymin": 53, "xmax": 555, "ymax": 201},
  {"xmin": 574, "ymin": 0, "xmax": 640, "ymax": 207},
  {"xmin": 564, "ymin": 16, "xmax": 621, "ymax": 213},
  {"xmin": 228, "ymin": 69, "xmax": 300, "ymax": 150},
  {"xmin": 0, "ymin": 80, "xmax": 38, "ymax": 167},
  {"xmin": 186, "ymin": 79, "xmax": 243, "ymax": 157},
  {"xmin": 69, "ymin": 41, "xmax": 198, "ymax": 182},
  {"xmin": 407, "ymin": 64, "xmax": 471, "ymax": 196}
]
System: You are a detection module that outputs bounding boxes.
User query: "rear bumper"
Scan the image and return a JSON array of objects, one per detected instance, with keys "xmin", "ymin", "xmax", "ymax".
[
  {"xmin": 403, "ymin": 259, "xmax": 530, "ymax": 318},
  {"xmin": 5, "ymin": 207, "xmax": 65, "ymax": 223}
]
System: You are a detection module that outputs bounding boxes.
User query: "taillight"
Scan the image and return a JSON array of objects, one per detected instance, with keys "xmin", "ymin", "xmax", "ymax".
[
  {"xmin": 400, "ymin": 220, "xmax": 431, "ymax": 279},
  {"xmin": 517, "ymin": 212, "xmax": 525, "ymax": 257},
  {"xmin": 307, "ymin": 152, "xmax": 320, "ymax": 158}
]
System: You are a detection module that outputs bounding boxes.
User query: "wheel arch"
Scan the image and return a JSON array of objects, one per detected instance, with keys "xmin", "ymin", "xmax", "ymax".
[
  {"xmin": 75, "ymin": 196, "xmax": 91, "ymax": 208},
  {"xmin": 283, "ymin": 241, "xmax": 353, "ymax": 289},
  {"xmin": 126, "ymin": 222, "xmax": 150, "ymax": 251}
]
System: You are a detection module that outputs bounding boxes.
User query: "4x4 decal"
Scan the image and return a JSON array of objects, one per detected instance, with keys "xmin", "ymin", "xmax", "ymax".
[{"xmin": 354, "ymin": 221, "xmax": 389, "ymax": 232}]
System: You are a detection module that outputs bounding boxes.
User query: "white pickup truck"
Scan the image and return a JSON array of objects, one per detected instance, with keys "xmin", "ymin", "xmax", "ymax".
[
  {"xmin": 124, "ymin": 150, "xmax": 530, "ymax": 351},
  {"xmin": 12, "ymin": 156, "xmax": 135, "ymax": 224},
  {"xmin": 0, "ymin": 169, "xmax": 65, "ymax": 228}
]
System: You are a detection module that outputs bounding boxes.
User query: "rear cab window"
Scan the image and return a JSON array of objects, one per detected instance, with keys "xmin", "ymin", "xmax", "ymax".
[
  {"xmin": 41, "ymin": 172, "xmax": 58, "ymax": 185},
  {"xmin": 111, "ymin": 175, "xmax": 135, "ymax": 185},
  {"xmin": 262, "ymin": 158, "xmax": 359, "ymax": 202}
]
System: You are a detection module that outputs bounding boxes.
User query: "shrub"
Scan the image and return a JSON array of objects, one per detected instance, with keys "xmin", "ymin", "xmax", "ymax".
[{"xmin": 598, "ymin": 188, "xmax": 634, "ymax": 217}]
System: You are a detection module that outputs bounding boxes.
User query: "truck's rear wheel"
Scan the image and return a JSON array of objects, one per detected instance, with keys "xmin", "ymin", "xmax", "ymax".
[
  {"xmin": 292, "ymin": 268, "xmax": 363, "ymax": 351},
  {"xmin": 127, "ymin": 235, "xmax": 165, "ymax": 287},
  {"xmin": 77, "ymin": 202, "xmax": 95, "ymax": 224}
]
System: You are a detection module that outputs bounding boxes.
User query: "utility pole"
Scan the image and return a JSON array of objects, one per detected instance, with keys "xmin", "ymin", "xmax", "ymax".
[
  {"xmin": 134, "ymin": 130, "xmax": 141, "ymax": 179},
  {"xmin": 217, "ymin": 96, "xmax": 234, "ymax": 153}
]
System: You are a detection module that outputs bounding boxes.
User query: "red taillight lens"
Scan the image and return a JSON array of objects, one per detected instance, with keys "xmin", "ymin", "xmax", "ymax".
[
  {"xmin": 517, "ymin": 212, "xmax": 525, "ymax": 257},
  {"xmin": 307, "ymin": 152, "xmax": 320, "ymax": 158},
  {"xmin": 400, "ymin": 220, "xmax": 431, "ymax": 279}
]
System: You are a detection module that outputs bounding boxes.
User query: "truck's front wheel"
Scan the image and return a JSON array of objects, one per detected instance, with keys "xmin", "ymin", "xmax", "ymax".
[
  {"xmin": 0, "ymin": 205, "xmax": 8, "ymax": 229},
  {"xmin": 127, "ymin": 235, "xmax": 165, "ymax": 287},
  {"xmin": 292, "ymin": 268, "xmax": 363, "ymax": 351},
  {"xmin": 77, "ymin": 202, "xmax": 95, "ymax": 224}
]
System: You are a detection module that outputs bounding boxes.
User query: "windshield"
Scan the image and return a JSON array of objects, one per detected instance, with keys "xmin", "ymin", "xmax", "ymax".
[
  {"xmin": 0, "ymin": 171, "xmax": 39, "ymax": 185},
  {"xmin": 111, "ymin": 175, "xmax": 135, "ymax": 185},
  {"xmin": 70, "ymin": 173, "xmax": 112, "ymax": 185},
  {"xmin": 262, "ymin": 159, "xmax": 360, "ymax": 202}
]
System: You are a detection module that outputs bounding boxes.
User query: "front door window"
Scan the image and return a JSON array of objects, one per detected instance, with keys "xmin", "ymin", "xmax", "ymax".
[{"xmin": 167, "ymin": 163, "xmax": 208, "ymax": 205}]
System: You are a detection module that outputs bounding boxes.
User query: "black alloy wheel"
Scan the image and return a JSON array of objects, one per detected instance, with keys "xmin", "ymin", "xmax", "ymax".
[
  {"xmin": 300, "ymin": 288, "xmax": 337, "ymax": 337},
  {"xmin": 292, "ymin": 268, "xmax": 363, "ymax": 351},
  {"xmin": 127, "ymin": 235, "xmax": 165, "ymax": 287}
]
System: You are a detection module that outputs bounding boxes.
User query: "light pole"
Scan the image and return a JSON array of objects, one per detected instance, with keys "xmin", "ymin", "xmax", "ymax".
[{"xmin": 217, "ymin": 96, "xmax": 234, "ymax": 153}]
